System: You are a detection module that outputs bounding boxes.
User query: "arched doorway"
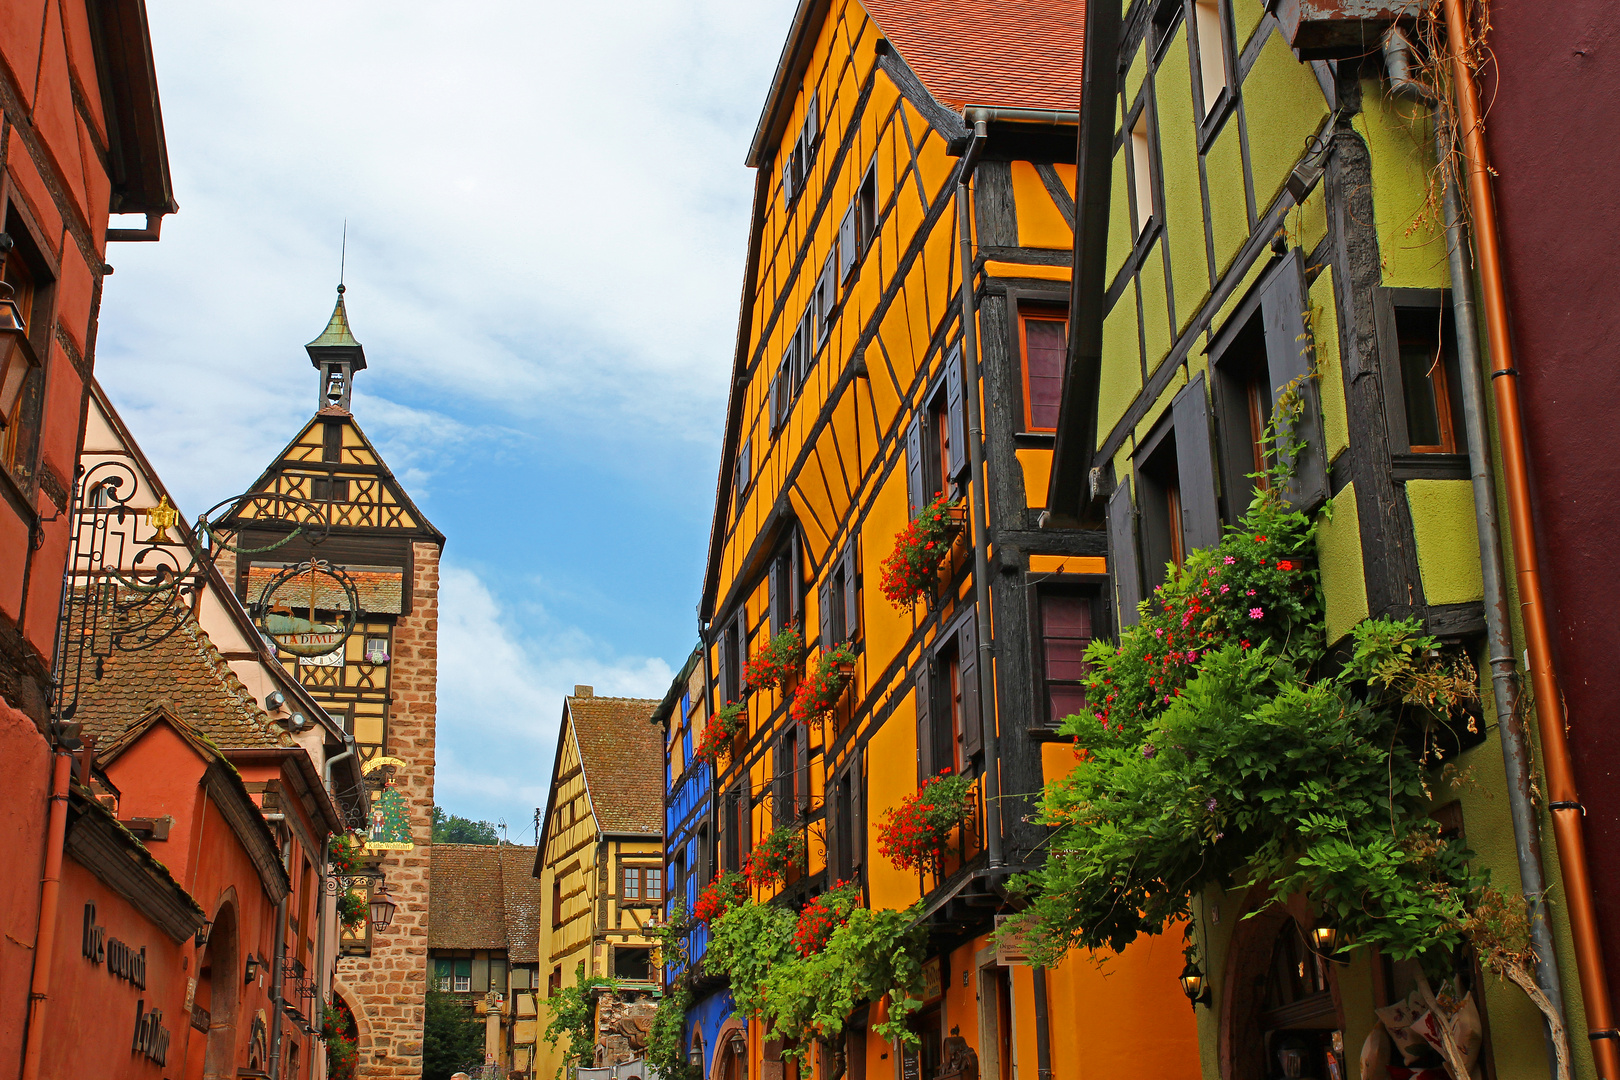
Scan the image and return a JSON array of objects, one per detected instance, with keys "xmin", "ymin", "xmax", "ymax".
[
  {"xmin": 1220, "ymin": 903, "xmax": 1341, "ymax": 1080},
  {"xmin": 710, "ymin": 1024, "xmax": 747, "ymax": 1080},
  {"xmin": 327, "ymin": 994, "xmax": 360, "ymax": 1080},
  {"xmin": 186, "ymin": 896, "xmax": 241, "ymax": 1080}
]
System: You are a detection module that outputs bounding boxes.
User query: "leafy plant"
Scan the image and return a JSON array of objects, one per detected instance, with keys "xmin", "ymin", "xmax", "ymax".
[
  {"xmin": 431, "ymin": 805, "xmax": 502, "ymax": 845},
  {"xmin": 876, "ymin": 771, "xmax": 976, "ymax": 877},
  {"xmin": 745, "ymin": 624, "xmax": 806, "ymax": 692},
  {"xmin": 791, "ymin": 643, "xmax": 856, "ymax": 725},
  {"xmin": 1007, "ymin": 468, "xmax": 1487, "ymax": 975},
  {"xmin": 792, "ymin": 880, "xmax": 861, "ymax": 957},
  {"xmin": 337, "ymin": 889, "xmax": 368, "ymax": 933},
  {"xmin": 746, "ymin": 825, "xmax": 807, "ymax": 889},
  {"xmin": 693, "ymin": 871, "xmax": 751, "ymax": 923},
  {"xmin": 540, "ymin": 961, "xmax": 619, "ymax": 1080},
  {"xmin": 647, "ymin": 910, "xmax": 701, "ymax": 1080},
  {"xmin": 423, "ymin": 988, "xmax": 485, "ymax": 1080},
  {"xmin": 329, "ymin": 833, "xmax": 365, "ymax": 875},
  {"xmin": 878, "ymin": 493, "xmax": 964, "ymax": 610},
  {"xmin": 321, "ymin": 1000, "xmax": 358, "ymax": 1080},
  {"xmin": 695, "ymin": 702, "xmax": 748, "ymax": 766}
]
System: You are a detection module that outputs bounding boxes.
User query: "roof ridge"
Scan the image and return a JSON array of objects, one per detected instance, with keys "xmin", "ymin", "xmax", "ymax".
[{"xmin": 173, "ymin": 614, "xmax": 290, "ymax": 748}]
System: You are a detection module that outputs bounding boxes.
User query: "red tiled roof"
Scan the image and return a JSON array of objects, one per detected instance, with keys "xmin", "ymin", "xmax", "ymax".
[
  {"xmin": 568, "ymin": 695, "xmax": 663, "ymax": 836},
  {"xmin": 499, "ymin": 845, "xmax": 546, "ymax": 963},
  {"xmin": 245, "ymin": 565, "xmax": 404, "ymax": 615},
  {"xmin": 861, "ymin": 0, "xmax": 1084, "ymax": 112},
  {"xmin": 428, "ymin": 843, "xmax": 543, "ymax": 955}
]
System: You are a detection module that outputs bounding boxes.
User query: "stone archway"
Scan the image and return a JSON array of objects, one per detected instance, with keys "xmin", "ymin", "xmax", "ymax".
[{"xmin": 197, "ymin": 892, "xmax": 241, "ymax": 1080}]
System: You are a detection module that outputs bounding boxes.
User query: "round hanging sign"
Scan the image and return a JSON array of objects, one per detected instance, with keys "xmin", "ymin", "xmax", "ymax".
[{"xmin": 251, "ymin": 558, "xmax": 361, "ymax": 658}]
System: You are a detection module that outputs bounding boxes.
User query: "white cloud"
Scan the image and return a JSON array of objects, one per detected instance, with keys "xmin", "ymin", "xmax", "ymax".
[{"xmin": 434, "ymin": 563, "xmax": 673, "ymax": 832}]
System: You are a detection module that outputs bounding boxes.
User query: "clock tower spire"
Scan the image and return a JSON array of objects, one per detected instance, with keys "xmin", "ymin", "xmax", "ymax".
[{"xmin": 306, "ymin": 283, "xmax": 367, "ymax": 412}]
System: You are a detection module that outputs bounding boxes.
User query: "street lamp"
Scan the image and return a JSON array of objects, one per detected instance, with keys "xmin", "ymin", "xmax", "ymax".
[
  {"xmin": 1309, "ymin": 920, "xmax": 1349, "ymax": 964},
  {"xmin": 245, "ymin": 954, "xmax": 261, "ymax": 984},
  {"xmin": 1179, "ymin": 959, "xmax": 1212, "ymax": 1008},
  {"xmin": 0, "ymin": 280, "xmax": 36, "ymax": 430},
  {"xmin": 369, "ymin": 878, "xmax": 398, "ymax": 932}
]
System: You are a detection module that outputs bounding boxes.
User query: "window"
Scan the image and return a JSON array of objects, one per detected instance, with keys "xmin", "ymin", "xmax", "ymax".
[
  {"xmin": 548, "ymin": 966, "xmax": 563, "ymax": 996},
  {"xmin": 433, "ymin": 957, "xmax": 453, "ymax": 991},
  {"xmin": 1018, "ymin": 308, "xmax": 1068, "ymax": 431},
  {"xmin": 1128, "ymin": 109, "xmax": 1157, "ymax": 235},
  {"xmin": 816, "ymin": 251, "xmax": 838, "ymax": 347},
  {"xmin": 623, "ymin": 864, "xmax": 642, "ymax": 900},
  {"xmin": 820, "ymin": 538, "xmax": 858, "ymax": 648},
  {"xmin": 775, "ymin": 725, "xmax": 804, "ymax": 826},
  {"xmin": 1038, "ymin": 591, "xmax": 1094, "ymax": 726},
  {"xmin": 365, "ymin": 637, "xmax": 390, "ymax": 664},
  {"xmin": 833, "ymin": 768, "xmax": 855, "ymax": 880},
  {"xmin": 311, "ymin": 476, "xmax": 349, "ymax": 503},
  {"xmin": 906, "ymin": 352, "xmax": 967, "ymax": 514},
  {"xmin": 780, "ymin": 93, "xmax": 820, "ymax": 205},
  {"xmin": 322, "ymin": 420, "xmax": 343, "ymax": 462},
  {"xmin": 717, "ymin": 607, "xmax": 746, "ymax": 707},
  {"xmin": 1397, "ymin": 306, "xmax": 1465, "ymax": 454},
  {"xmin": 916, "ymin": 614, "xmax": 980, "ymax": 782},
  {"xmin": 734, "ymin": 438, "xmax": 752, "ymax": 508},
  {"xmin": 1129, "ymin": 376, "xmax": 1221, "ymax": 598},
  {"xmin": 857, "ymin": 166, "xmax": 877, "ymax": 252},
  {"xmin": 454, "ymin": 957, "xmax": 472, "ymax": 993},
  {"xmin": 767, "ymin": 534, "xmax": 801, "ymax": 637},
  {"xmin": 551, "ymin": 877, "xmax": 563, "ymax": 928},
  {"xmin": 1, "ymin": 226, "xmax": 47, "ymax": 476},
  {"xmin": 1193, "ymin": 0, "xmax": 1230, "ymax": 117},
  {"xmin": 614, "ymin": 946, "xmax": 653, "ymax": 981}
]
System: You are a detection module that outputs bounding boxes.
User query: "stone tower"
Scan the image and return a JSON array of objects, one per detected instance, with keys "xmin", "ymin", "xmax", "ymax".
[{"xmin": 220, "ymin": 286, "xmax": 443, "ymax": 1078}]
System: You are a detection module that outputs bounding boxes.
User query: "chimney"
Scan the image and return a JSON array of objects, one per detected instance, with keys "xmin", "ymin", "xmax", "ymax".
[{"xmin": 573, "ymin": 685, "xmax": 594, "ymax": 698}]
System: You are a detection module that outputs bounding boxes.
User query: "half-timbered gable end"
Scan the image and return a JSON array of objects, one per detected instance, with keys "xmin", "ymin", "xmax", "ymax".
[{"xmin": 694, "ymin": 3, "xmax": 1202, "ymax": 1079}]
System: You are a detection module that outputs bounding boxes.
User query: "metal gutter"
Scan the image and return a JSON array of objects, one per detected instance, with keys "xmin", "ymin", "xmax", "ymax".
[{"xmin": 963, "ymin": 106, "xmax": 1080, "ymax": 127}]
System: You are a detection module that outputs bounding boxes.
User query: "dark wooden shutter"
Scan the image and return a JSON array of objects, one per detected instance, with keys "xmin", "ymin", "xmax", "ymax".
[
  {"xmin": 774, "ymin": 736, "xmax": 788, "ymax": 828},
  {"xmin": 716, "ymin": 629, "xmax": 732, "ymax": 706},
  {"xmin": 740, "ymin": 784, "xmax": 752, "ymax": 863},
  {"xmin": 945, "ymin": 347, "xmax": 967, "ymax": 480},
  {"xmin": 1260, "ymin": 249, "xmax": 1327, "ymax": 509},
  {"xmin": 782, "ymin": 158, "xmax": 794, "ymax": 203},
  {"xmin": 1171, "ymin": 374, "xmax": 1222, "ymax": 552},
  {"xmin": 790, "ymin": 530, "xmax": 803, "ymax": 625},
  {"xmin": 957, "ymin": 615, "xmax": 982, "ymax": 758},
  {"xmin": 826, "ymin": 770, "xmax": 843, "ymax": 884},
  {"xmin": 839, "ymin": 206, "xmax": 857, "ymax": 280},
  {"xmin": 807, "ymin": 94, "xmax": 819, "ymax": 148},
  {"xmin": 734, "ymin": 608, "xmax": 749, "ymax": 675},
  {"xmin": 906, "ymin": 416, "xmax": 926, "ymax": 515},
  {"xmin": 841, "ymin": 541, "xmax": 859, "ymax": 642},
  {"xmin": 723, "ymin": 790, "xmax": 738, "ymax": 870},
  {"xmin": 1107, "ymin": 479, "xmax": 1143, "ymax": 628},
  {"xmin": 796, "ymin": 722, "xmax": 810, "ymax": 817},
  {"xmin": 819, "ymin": 576, "xmax": 835, "ymax": 652},
  {"xmin": 768, "ymin": 557, "xmax": 783, "ymax": 637},
  {"xmin": 914, "ymin": 660, "xmax": 933, "ymax": 785},
  {"xmin": 769, "ymin": 368, "xmax": 783, "ymax": 433},
  {"xmin": 851, "ymin": 746, "xmax": 865, "ymax": 873}
]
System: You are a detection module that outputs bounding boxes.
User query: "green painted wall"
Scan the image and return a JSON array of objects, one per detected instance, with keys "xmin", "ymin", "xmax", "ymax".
[
  {"xmin": 1141, "ymin": 247, "xmax": 1174, "ymax": 371},
  {"xmin": 1406, "ymin": 478, "xmax": 1484, "ymax": 604},
  {"xmin": 1156, "ymin": 30, "xmax": 1212, "ymax": 334},
  {"xmin": 1205, "ymin": 116, "xmax": 1248, "ymax": 277},
  {"xmin": 1311, "ymin": 265, "xmax": 1350, "ymax": 465},
  {"xmin": 1242, "ymin": 29, "xmax": 1330, "ymax": 217},
  {"xmin": 1108, "ymin": 147, "xmax": 1135, "ymax": 284},
  {"xmin": 1098, "ymin": 289, "xmax": 1145, "ymax": 441},
  {"xmin": 1317, "ymin": 483, "xmax": 1368, "ymax": 646},
  {"xmin": 1354, "ymin": 83, "xmax": 1447, "ymax": 290}
]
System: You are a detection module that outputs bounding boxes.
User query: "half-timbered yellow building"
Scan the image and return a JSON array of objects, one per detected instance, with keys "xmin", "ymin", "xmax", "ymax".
[
  {"xmin": 689, "ymin": 3, "xmax": 1203, "ymax": 1079},
  {"xmin": 535, "ymin": 688, "xmax": 665, "ymax": 1080}
]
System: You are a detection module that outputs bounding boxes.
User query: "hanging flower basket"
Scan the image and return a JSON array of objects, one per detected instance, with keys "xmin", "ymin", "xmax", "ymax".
[
  {"xmin": 879, "ymin": 494, "xmax": 967, "ymax": 611},
  {"xmin": 744, "ymin": 624, "xmax": 806, "ymax": 692},
  {"xmin": 792, "ymin": 880, "xmax": 863, "ymax": 957},
  {"xmin": 329, "ymin": 833, "xmax": 365, "ymax": 875},
  {"xmin": 693, "ymin": 871, "xmax": 751, "ymax": 923},
  {"xmin": 791, "ymin": 643, "xmax": 857, "ymax": 724},
  {"xmin": 337, "ymin": 889, "xmax": 368, "ymax": 933},
  {"xmin": 876, "ymin": 771, "xmax": 976, "ymax": 875},
  {"xmin": 746, "ymin": 825, "xmax": 807, "ymax": 889},
  {"xmin": 694, "ymin": 701, "xmax": 748, "ymax": 766}
]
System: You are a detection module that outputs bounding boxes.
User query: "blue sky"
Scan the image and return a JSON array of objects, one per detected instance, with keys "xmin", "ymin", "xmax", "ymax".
[{"xmin": 93, "ymin": 0, "xmax": 796, "ymax": 839}]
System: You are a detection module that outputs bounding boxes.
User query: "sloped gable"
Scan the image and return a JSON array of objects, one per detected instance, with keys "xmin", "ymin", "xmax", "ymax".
[{"xmin": 567, "ymin": 695, "xmax": 663, "ymax": 836}]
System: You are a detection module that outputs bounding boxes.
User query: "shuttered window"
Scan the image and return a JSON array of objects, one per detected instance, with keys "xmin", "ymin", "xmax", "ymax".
[
  {"xmin": 1107, "ymin": 479, "xmax": 1142, "ymax": 628},
  {"xmin": 1018, "ymin": 311, "xmax": 1068, "ymax": 432},
  {"xmin": 1258, "ymin": 250, "xmax": 1326, "ymax": 508},
  {"xmin": 1038, "ymin": 591, "xmax": 1094, "ymax": 726},
  {"xmin": 839, "ymin": 207, "xmax": 858, "ymax": 282}
]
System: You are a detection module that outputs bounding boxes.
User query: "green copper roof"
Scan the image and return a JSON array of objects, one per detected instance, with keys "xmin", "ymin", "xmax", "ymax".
[{"xmin": 305, "ymin": 285, "xmax": 367, "ymax": 371}]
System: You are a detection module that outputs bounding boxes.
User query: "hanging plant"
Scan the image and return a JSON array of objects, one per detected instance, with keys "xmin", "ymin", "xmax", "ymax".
[
  {"xmin": 693, "ymin": 871, "xmax": 752, "ymax": 923},
  {"xmin": 329, "ymin": 833, "xmax": 365, "ymax": 875},
  {"xmin": 876, "ymin": 770, "xmax": 976, "ymax": 876},
  {"xmin": 745, "ymin": 624, "xmax": 806, "ymax": 692},
  {"xmin": 878, "ymin": 493, "xmax": 966, "ymax": 611},
  {"xmin": 791, "ymin": 643, "xmax": 857, "ymax": 724},
  {"xmin": 746, "ymin": 825, "xmax": 807, "ymax": 889},
  {"xmin": 694, "ymin": 701, "xmax": 749, "ymax": 766},
  {"xmin": 792, "ymin": 880, "xmax": 862, "ymax": 958},
  {"xmin": 337, "ymin": 889, "xmax": 368, "ymax": 933}
]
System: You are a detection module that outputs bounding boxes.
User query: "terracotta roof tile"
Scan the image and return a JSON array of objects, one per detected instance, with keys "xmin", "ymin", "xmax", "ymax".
[
  {"xmin": 245, "ymin": 566, "xmax": 404, "ymax": 615},
  {"xmin": 568, "ymin": 695, "xmax": 663, "ymax": 836},
  {"xmin": 427, "ymin": 844, "xmax": 543, "ymax": 957},
  {"xmin": 861, "ymin": 0, "xmax": 1084, "ymax": 113},
  {"xmin": 74, "ymin": 600, "xmax": 291, "ymax": 751}
]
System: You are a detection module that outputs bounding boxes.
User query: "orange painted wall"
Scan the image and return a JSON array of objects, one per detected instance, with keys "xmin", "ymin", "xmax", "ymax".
[{"xmin": 0, "ymin": 700, "xmax": 51, "ymax": 1080}]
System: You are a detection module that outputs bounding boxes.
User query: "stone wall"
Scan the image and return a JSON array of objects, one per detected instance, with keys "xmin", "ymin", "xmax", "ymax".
[{"xmin": 341, "ymin": 539, "xmax": 440, "ymax": 1077}]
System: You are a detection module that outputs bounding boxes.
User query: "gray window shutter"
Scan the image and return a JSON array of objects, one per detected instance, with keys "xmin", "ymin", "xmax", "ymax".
[
  {"xmin": 734, "ymin": 608, "xmax": 749, "ymax": 697},
  {"xmin": 790, "ymin": 531, "xmax": 803, "ymax": 625},
  {"xmin": 796, "ymin": 722, "xmax": 810, "ymax": 817},
  {"xmin": 826, "ymin": 770, "xmax": 843, "ymax": 884},
  {"xmin": 774, "ymin": 736, "xmax": 788, "ymax": 828},
  {"xmin": 768, "ymin": 559, "xmax": 781, "ymax": 638},
  {"xmin": 958, "ymin": 615, "xmax": 982, "ymax": 758},
  {"xmin": 819, "ymin": 253, "xmax": 837, "ymax": 343},
  {"xmin": 819, "ymin": 577, "xmax": 835, "ymax": 652},
  {"xmin": 782, "ymin": 159, "xmax": 793, "ymax": 203},
  {"xmin": 1171, "ymin": 373, "xmax": 1222, "ymax": 552},
  {"xmin": 852, "ymin": 746, "xmax": 865, "ymax": 872},
  {"xmin": 841, "ymin": 541, "xmax": 859, "ymax": 642},
  {"xmin": 906, "ymin": 415, "xmax": 926, "ymax": 515},
  {"xmin": 739, "ymin": 783, "xmax": 752, "ymax": 862},
  {"xmin": 1260, "ymin": 249, "xmax": 1327, "ymax": 509},
  {"xmin": 716, "ymin": 629, "xmax": 732, "ymax": 706},
  {"xmin": 1108, "ymin": 478, "xmax": 1143, "ymax": 628},
  {"xmin": 915, "ymin": 660, "xmax": 933, "ymax": 785},
  {"xmin": 945, "ymin": 347, "xmax": 967, "ymax": 480},
  {"xmin": 839, "ymin": 206, "xmax": 858, "ymax": 281}
]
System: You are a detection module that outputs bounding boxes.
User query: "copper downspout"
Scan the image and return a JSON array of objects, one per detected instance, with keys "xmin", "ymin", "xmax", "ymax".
[
  {"xmin": 1442, "ymin": 1, "xmax": 1620, "ymax": 1074},
  {"xmin": 21, "ymin": 752, "xmax": 74, "ymax": 1080}
]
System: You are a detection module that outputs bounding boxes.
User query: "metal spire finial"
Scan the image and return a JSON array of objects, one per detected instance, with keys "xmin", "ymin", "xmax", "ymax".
[{"xmin": 339, "ymin": 220, "xmax": 347, "ymax": 290}]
